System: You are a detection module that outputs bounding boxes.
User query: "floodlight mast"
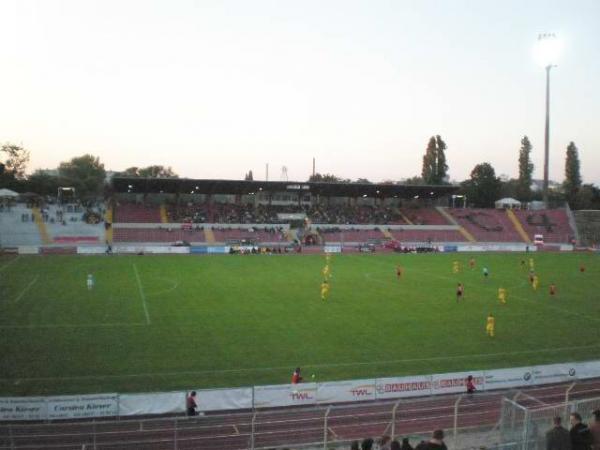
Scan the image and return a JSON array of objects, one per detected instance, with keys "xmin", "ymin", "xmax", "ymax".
[{"xmin": 535, "ymin": 33, "xmax": 561, "ymax": 206}]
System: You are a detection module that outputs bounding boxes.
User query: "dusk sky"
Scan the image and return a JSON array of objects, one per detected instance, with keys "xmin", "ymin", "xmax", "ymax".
[{"xmin": 1, "ymin": 0, "xmax": 599, "ymax": 184}]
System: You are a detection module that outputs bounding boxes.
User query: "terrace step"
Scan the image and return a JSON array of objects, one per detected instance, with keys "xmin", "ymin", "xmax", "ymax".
[
  {"xmin": 105, "ymin": 206, "xmax": 113, "ymax": 243},
  {"xmin": 436, "ymin": 207, "xmax": 476, "ymax": 242},
  {"xmin": 32, "ymin": 207, "xmax": 52, "ymax": 245},
  {"xmin": 506, "ymin": 209, "xmax": 531, "ymax": 243},
  {"xmin": 204, "ymin": 228, "xmax": 216, "ymax": 243},
  {"xmin": 160, "ymin": 205, "xmax": 169, "ymax": 224}
]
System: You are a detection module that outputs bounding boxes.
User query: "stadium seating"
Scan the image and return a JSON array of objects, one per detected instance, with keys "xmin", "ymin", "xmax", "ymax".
[
  {"xmin": 388, "ymin": 229, "xmax": 467, "ymax": 242},
  {"xmin": 317, "ymin": 228, "xmax": 386, "ymax": 243},
  {"xmin": 115, "ymin": 202, "xmax": 162, "ymax": 223},
  {"xmin": 0, "ymin": 204, "xmax": 43, "ymax": 246},
  {"xmin": 211, "ymin": 227, "xmax": 286, "ymax": 243},
  {"xmin": 574, "ymin": 210, "xmax": 600, "ymax": 247},
  {"xmin": 400, "ymin": 208, "xmax": 450, "ymax": 225},
  {"xmin": 113, "ymin": 228, "xmax": 206, "ymax": 243},
  {"xmin": 446, "ymin": 208, "xmax": 523, "ymax": 242},
  {"xmin": 512, "ymin": 209, "xmax": 574, "ymax": 244}
]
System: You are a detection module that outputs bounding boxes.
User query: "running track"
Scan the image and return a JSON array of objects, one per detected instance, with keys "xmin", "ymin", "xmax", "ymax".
[{"xmin": 1, "ymin": 379, "xmax": 600, "ymax": 449}]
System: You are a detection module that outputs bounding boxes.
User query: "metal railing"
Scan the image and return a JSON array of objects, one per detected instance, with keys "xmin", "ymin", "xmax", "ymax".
[{"xmin": 1, "ymin": 379, "xmax": 599, "ymax": 450}]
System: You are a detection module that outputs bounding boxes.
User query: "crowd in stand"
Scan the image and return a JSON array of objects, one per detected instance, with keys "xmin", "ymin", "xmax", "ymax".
[{"xmin": 166, "ymin": 201, "xmax": 405, "ymax": 225}]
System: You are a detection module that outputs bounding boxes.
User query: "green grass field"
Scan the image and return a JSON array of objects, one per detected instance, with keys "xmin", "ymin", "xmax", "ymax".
[{"xmin": 1, "ymin": 252, "xmax": 599, "ymax": 396}]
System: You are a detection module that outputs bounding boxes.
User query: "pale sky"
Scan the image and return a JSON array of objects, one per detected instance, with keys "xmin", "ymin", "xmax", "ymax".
[{"xmin": 1, "ymin": 0, "xmax": 599, "ymax": 184}]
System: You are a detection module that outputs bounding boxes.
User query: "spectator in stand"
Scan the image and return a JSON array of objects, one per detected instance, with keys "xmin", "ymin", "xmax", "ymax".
[
  {"xmin": 546, "ymin": 416, "xmax": 571, "ymax": 450},
  {"xmin": 186, "ymin": 391, "xmax": 198, "ymax": 416},
  {"xmin": 291, "ymin": 367, "xmax": 303, "ymax": 384},
  {"xmin": 570, "ymin": 412, "xmax": 593, "ymax": 450},
  {"xmin": 400, "ymin": 438, "xmax": 413, "ymax": 450},
  {"xmin": 590, "ymin": 409, "xmax": 600, "ymax": 449}
]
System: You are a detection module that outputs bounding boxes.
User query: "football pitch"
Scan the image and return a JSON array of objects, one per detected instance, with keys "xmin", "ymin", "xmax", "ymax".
[{"xmin": 0, "ymin": 251, "xmax": 599, "ymax": 396}]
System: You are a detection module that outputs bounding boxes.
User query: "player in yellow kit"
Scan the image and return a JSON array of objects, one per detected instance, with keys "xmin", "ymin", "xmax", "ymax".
[
  {"xmin": 453, "ymin": 261, "xmax": 460, "ymax": 274},
  {"xmin": 486, "ymin": 313, "xmax": 495, "ymax": 337},
  {"xmin": 320, "ymin": 280, "xmax": 330, "ymax": 301},
  {"xmin": 322, "ymin": 265, "xmax": 331, "ymax": 280},
  {"xmin": 498, "ymin": 287, "xmax": 507, "ymax": 305},
  {"xmin": 529, "ymin": 258, "xmax": 535, "ymax": 271},
  {"xmin": 532, "ymin": 274, "xmax": 539, "ymax": 291}
]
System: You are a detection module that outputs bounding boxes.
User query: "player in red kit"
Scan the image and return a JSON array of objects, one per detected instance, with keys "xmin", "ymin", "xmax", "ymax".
[
  {"xmin": 291, "ymin": 367, "xmax": 303, "ymax": 384},
  {"xmin": 466, "ymin": 375, "xmax": 476, "ymax": 394},
  {"xmin": 456, "ymin": 283, "xmax": 464, "ymax": 303},
  {"xmin": 186, "ymin": 391, "xmax": 198, "ymax": 416},
  {"xmin": 549, "ymin": 283, "xmax": 557, "ymax": 296}
]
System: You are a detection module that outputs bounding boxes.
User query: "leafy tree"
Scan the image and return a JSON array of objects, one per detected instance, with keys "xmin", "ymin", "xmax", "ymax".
[
  {"xmin": 462, "ymin": 162, "xmax": 501, "ymax": 207},
  {"xmin": 244, "ymin": 170, "xmax": 254, "ymax": 181},
  {"xmin": 574, "ymin": 184, "xmax": 600, "ymax": 210},
  {"xmin": 308, "ymin": 173, "xmax": 350, "ymax": 183},
  {"xmin": 1, "ymin": 143, "xmax": 30, "ymax": 179},
  {"xmin": 58, "ymin": 154, "xmax": 106, "ymax": 197},
  {"xmin": 421, "ymin": 135, "xmax": 448, "ymax": 184},
  {"xmin": 119, "ymin": 165, "xmax": 178, "ymax": 178},
  {"xmin": 354, "ymin": 178, "xmax": 371, "ymax": 184},
  {"xmin": 564, "ymin": 142, "xmax": 582, "ymax": 207},
  {"xmin": 516, "ymin": 136, "xmax": 534, "ymax": 201},
  {"xmin": 499, "ymin": 178, "xmax": 519, "ymax": 199},
  {"xmin": 402, "ymin": 176, "xmax": 424, "ymax": 185},
  {"xmin": 25, "ymin": 170, "xmax": 64, "ymax": 196}
]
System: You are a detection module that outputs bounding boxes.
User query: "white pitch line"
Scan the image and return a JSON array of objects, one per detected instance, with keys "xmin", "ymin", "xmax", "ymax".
[
  {"xmin": 133, "ymin": 263, "xmax": 151, "ymax": 325},
  {"xmin": 2, "ymin": 343, "xmax": 599, "ymax": 383},
  {"xmin": 0, "ymin": 322, "xmax": 148, "ymax": 329},
  {"xmin": 13, "ymin": 275, "xmax": 39, "ymax": 304},
  {"xmin": 0, "ymin": 255, "xmax": 20, "ymax": 272}
]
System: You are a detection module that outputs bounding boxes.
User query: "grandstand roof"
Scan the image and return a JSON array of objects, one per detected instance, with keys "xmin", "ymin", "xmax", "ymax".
[{"xmin": 111, "ymin": 177, "xmax": 459, "ymax": 199}]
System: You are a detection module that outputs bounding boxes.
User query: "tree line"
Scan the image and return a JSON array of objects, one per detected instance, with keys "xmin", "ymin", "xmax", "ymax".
[
  {"xmin": 1, "ymin": 138, "xmax": 598, "ymax": 209},
  {"xmin": 0, "ymin": 146, "xmax": 178, "ymax": 198}
]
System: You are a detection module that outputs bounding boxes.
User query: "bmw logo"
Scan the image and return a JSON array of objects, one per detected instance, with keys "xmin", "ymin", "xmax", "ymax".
[{"xmin": 523, "ymin": 372, "xmax": 532, "ymax": 381}]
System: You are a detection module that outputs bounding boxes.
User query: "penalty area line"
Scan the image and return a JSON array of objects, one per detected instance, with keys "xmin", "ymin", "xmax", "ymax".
[
  {"xmin": 0, "ymin": 255, "xmax": 20, "ymax": 273},
  {"xmin": 133, "ymin": 263, "xmax": 151, "ymax": 325},
  {"xmin": 3, "ymin": 343, "xmax": 600, "ymax": 383},
  {"xmin": 13, "ymin": 275, "xmax": 39, "ymax": 304}
]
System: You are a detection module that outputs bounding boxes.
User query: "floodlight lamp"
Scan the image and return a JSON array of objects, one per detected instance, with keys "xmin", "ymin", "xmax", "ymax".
[{"xmin": 533, "ymin": 33, "xmax": 562, "ymax": 67}]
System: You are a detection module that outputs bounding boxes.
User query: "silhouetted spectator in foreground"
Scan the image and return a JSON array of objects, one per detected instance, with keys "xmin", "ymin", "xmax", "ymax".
[
  {"xmin": 390, "ymin": 440, "xmax": 401, "ymax": 450},
  {"xmin": 418, "ymin": 430, "xmax": 447, "ymax": 450},
  {"xmin": 401, "ymin": 437, "xmax": 414, "ymax": 450},
  {"xmin": 591, "ymin": 409, "xmax": 600, "ymax": 450},
  {"xmin": 361, "ymin": 438, "xmax": 374, "ymax": 450},
  {"xmin": 546, "ymin": 416, "xmax": 571, "ymax": 450},
  {"xmin": 570, "ymin": 412, "xmax": 593, "ymax": 450},
  {"xmin": 350, "ymin": 441, "xmax": 360, "ymax": 450}
]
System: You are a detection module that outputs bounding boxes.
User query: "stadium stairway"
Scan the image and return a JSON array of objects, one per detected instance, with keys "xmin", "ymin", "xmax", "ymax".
[
  {"xmin": 505, "ymin": 209, "xmax": 531, "ymax": 243},
  {"xmin": 435, "ymin": 207, "xmax": 476, "ymax": 242},
  {"xmin": 204, "ymin": 228, "xmax": 216, "ymax": 243},
  {"xmin": 397, "ymin": 209, "xmax": 414, "ymax": 225},
  {"xmin": 105, "ymin": 206, "xmax": 113, "ymax": 243},
  {"xmin": 160, "ymin": 205, "xmax": 169, "ymax": 223},
  {"xmin": 382, "ymin": 228, "xmax": 394, "ymax": 239},
  {"xmin": 31, "ymin": 207, "xmax": 52, "ymax": 245},
  {"xmin": 285, "ymin": 228, "xmax": 298, "ymax": 242}
]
